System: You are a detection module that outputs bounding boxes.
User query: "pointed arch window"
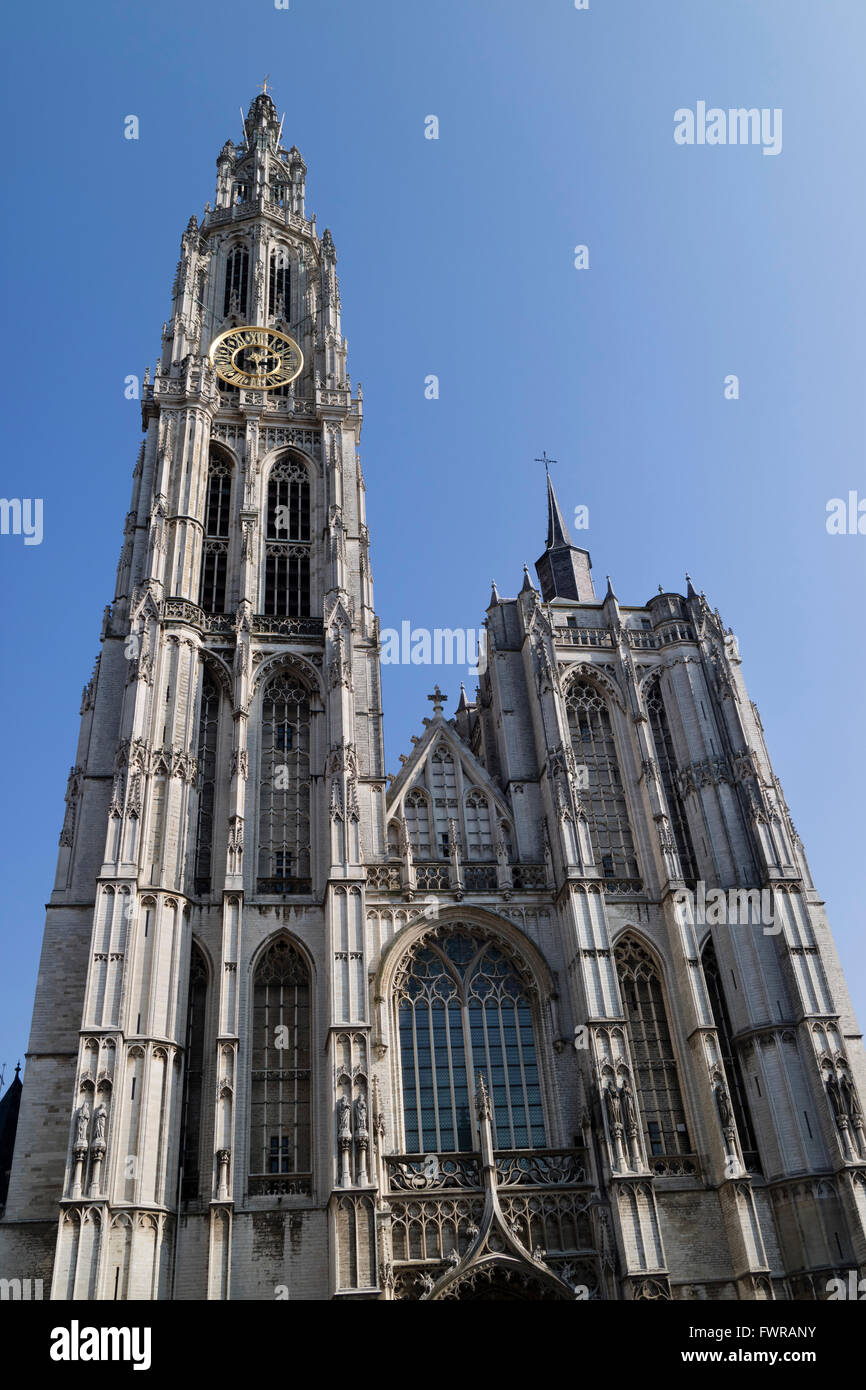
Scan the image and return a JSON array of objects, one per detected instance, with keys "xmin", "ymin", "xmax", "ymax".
[
  {"xmin": 396, "ymin": 928, "xmax": 546, "ymax": 1153},
  {"xmin": 268, "ymin": 246, "xmax": 291, "ymax": 321},
  {"xmin": 615, "ymin": 935, "xmax": 690, "ymax": 1158},
  {"xmin": 404, "ymin": 789, "xmax": 431, "ymax": 859},
  {"xmin": 464, "ymin": 788, "xmax": 493, "ymax": 860},
  {"xmin": 701, "ymin": 938, "xmax": 761, "ymax": 1172},
  {"xmin": 264, "ymin": 456, "xmax": 311, "ymax": 617},
  {"xmin": 566, "ymin": 679, "xmax": 638, "ymax": 879},
  {"xmin": 200, "ymin": 453, "xmax": 232, "ymax": 615},
  {"xmin": 179, "ymin": 944, "xmax": 208, "ymax": 1202},
  {"xmin": 645, "ymin": 675, "xmax": 698, "ymax": 882},
  {"xmin": 194, "ymin": 673, "xmax": 220, "ymax": 896},
  {"xmin": 223, "ymin": 243, "xmax": 249, "ymax": 317},
  {"xmin": 430, "ymin": 746, "xmax": 458, "ymax": 858},
  {"xmin": 250, "ymin": 938, "xmax": 311, "ymax": 1185},
  {"xmin": 257, "ymin": 674, "xmax": 311, "ymax": 894}
]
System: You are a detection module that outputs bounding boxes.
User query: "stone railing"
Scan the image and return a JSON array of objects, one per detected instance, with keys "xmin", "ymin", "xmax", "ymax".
[
  {"xmin": 463, "ymin": 864, "xmax": 497, "ymax": 891},
  {"xmin": 556, "ymin": 626, "xmax": 615, "ymax": 648},
  {"xmin": 366, "ymin": 864, "xmax": 401, "ymax": 891},
  {"xmin": 385, "ymin": 1147, "xmax": 590, "ymax": 1195},
  {"xmin": 494, "ymin": 1149, "xmax": 589, "ymax": 1187},
  {"xmin": 415, "ymin": 863, "xmax": 450, "ymax": 891},
  {"xmin": 255, "ymin": 876, "xmax": 313, "ymax": 896},
  {"xmin": 656, "ymin": 621, "xmax": 696, "ymax": 646},
  {"xmin": 386, "ymin": 1154, "xmax": 482, "ymax": 1193},
  {"xmin": 627, "ymin": 629, "xmax": 658, "ymax": 650},
  {"xmin": 247, "ymin": 1173, "xmax": 312, "ymax": 1198},
  {"xmin": 162, "ymin": 598, "xmax": 206, "ymax": 628},
  {"xmin": 252, "ymin": 615, "xmax": 324, "ymax": 638},
  {"xmin": 649, "ymin": 1153, "xmax": 701, "ymax": 1179},
  {"xmin": 603, "ymin": 878, "xmax": 645, "ymax": 897},
  {"xmin": 510, "ymin": 864, "xmax": 547, "ymax": 890},
  {"xmin": 204, "ymin": 613, "xmax": 236, "ymax": 633}
]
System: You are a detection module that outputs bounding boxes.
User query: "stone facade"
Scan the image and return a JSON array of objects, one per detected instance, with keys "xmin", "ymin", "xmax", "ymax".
[{"xmin": 1, "ymin": 90, "xmax": 865, "ymax": 1302}]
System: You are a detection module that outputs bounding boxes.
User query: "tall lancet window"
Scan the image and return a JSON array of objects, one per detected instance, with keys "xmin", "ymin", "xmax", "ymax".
[
  {"xmin": 615, "ymin": 935, "xmax": 690, "ymax": 1159},
  {"xmin": 645, "ymin": 675, "xmax": 698, "ymax": 883},
  {"xmin": 395, "ymin": 927, "xmax": 546, "ymax": 1153},
  {"xmin": 264, "ymin": 456, "xmax": 311, "ymax": 618},
  {"xmin": 194, "ymin": 673, "xmax": 220, "ymax": 896},
  {"xmin": 200, "ymin": 454, "xmax": 231, "ymax": 615},
  {"xmin": 257, "ymin": 674, "xmax": 311, "ymax": 894},
  {"xmin": 566, "ymin": 679, "xmax": 638, "ymax": 879},
  {"xmin": 268, "ymin": 246, "xmax": 291, "ymax": 321},
  {"xmin": 701, "ymin": 938, "xmax": 761, "ymax": 1172},
  {"xmin": 430, "ymin": 746, "xmax": 458, "ymax": 858},
  {"xmin": 223, "ymin": 243, "xmax": 249, "ymax": 317},
  {"xmin": 404, "ymin": 788, "xmax": 431, "ymax": 859},
  {"xmin": 180, "ymin": 944, "xmax": 208, "ymax": 1202},
  {"xmin": 464, "ymin": 788, "xmax": 493, "ymax": 860},
  {"xmin": 250, "ymin": 937, "xmax": 311, "ymax": 1185}
]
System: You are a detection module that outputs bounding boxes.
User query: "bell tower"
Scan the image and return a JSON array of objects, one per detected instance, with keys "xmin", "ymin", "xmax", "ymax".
[{"xmin": 0, "ymin": 87, "xmax": 386, "ymax": 1299}]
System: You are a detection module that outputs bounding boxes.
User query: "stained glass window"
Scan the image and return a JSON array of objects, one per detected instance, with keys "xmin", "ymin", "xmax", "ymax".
[{"xmin": 396, "ymin": 928, "xmax": 545, "ymax": 1153}]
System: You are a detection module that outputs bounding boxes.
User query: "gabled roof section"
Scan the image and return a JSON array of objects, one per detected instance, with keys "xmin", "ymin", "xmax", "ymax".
[{"xmin": 386, "ymin": 712, "xmax": 511, "ymax": 826}]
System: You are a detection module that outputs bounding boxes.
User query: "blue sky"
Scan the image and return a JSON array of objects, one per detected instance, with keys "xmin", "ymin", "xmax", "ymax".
[{"xmin": 0, "ymin": 0, "xmax": 864, "ymax": 1080}]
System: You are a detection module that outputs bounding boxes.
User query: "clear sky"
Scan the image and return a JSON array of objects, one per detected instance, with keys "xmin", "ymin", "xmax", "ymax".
[{"xmin": 0, "ymin": 0, "xmax": 864, "ymax": 1082}]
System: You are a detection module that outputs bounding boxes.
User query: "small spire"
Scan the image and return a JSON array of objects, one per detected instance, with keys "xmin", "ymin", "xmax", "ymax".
[
  {"xmin": 604, "ymin": 574, "xmax": 617, "ymax": 601},
  {"xmin": 685, "ymin": 573, "xmax": 698, "ymax": 599},
  {"xmin": 488, "ymin": 579, "xmax": 500, "ymax": 608},
  {"xmin": 456, "ymin": 683, "xmax": 470, "ymax": 713},
  {"xmin": 475, "ymin": 1072, "xmax": 492, "ymax": 1119},
  {"xmin": 521, "ymin": 564, "xmax": 534, "ymax": 593}
]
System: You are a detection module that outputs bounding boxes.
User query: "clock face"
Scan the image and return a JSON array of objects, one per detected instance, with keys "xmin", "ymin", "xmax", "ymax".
[{"xmin": 209, "ymin": 326, "xmax": 303, "ymax": 390}]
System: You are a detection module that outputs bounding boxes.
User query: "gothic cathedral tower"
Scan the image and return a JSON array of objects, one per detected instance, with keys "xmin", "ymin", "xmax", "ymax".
[{"xmin": 2, "ymin": 91, "xmax": 865, "ymax": 1302}]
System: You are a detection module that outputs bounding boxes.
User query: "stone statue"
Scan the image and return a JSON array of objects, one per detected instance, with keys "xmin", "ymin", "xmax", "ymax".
[
  {"xmin": 841, "ymin": 1074, "xmax": 862, "ymax": 1120},
  {"xmin": 354, "ymin": 1095, "xmax": 368, "ymax": 1137},
  {"xmin": 620, "ymin": 1077, "xmax": 637, "ymax": 1132},
  {"xmin": 604, "ymin": 1081, "xmax": 622, "ymax": 1129},
  {"xmin": 716, "ymin": 1084, "xmax": 733, "ymax": 1131},
  {"xmin": 338, "ymin": 1095, "xmax": 352, "ymax": 1142},
  {"xmin": 75, "ymin": 1101, "xmax": 90, "ymax": 1145},
  {"xmin": 827, "ymin": 1074, "xmax": 846, "ymax": 1122},
  {"xmin": 92, "ymin": 1103, "xmax": 107, "ymax": 1145}
]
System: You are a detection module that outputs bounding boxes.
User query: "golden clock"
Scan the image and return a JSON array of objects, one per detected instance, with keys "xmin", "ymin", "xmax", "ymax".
[{"xmin": 208, "ymin": 326, "xmax": 303, "ymax": 390}]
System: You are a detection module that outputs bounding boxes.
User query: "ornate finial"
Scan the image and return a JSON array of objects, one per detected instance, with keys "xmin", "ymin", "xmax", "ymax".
[
  {"xmin": 658, "ymin": 584, "xmax": 664, "ymax": 594},
  {"xmin": 427, "ymin": 685, "xmax": 447, "ymax": 716},
  {"xmin": 260, "ymin": 74, "xmax": 271, "ymax": 96}
]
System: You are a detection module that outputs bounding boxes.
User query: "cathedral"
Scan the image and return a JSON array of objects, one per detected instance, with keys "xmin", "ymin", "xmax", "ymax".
[{"xmin": 1, "ymin": 88, "xmax": 865, "ymax": 1303}]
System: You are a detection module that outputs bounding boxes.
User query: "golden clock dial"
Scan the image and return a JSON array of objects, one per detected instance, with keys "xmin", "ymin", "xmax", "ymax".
[{"xmin": 208, "ymin": 325, "xmax": 303, "ymax": 390}]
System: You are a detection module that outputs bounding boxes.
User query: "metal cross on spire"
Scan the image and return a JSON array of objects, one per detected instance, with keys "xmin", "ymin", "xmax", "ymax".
[
  {"xmin": 534, "ymin": 450, "xmax": 557, "ymax": 477},
  {"xmin": 260, "ymin": 74, "xmax": 272, "ymax": 95}
]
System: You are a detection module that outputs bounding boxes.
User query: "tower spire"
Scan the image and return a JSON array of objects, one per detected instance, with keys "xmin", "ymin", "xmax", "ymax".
[
  {"xmin": 533, "ymin": 461, "xmax": 595, "ymax": 603},
  {"xmin": 544, "ymin": 469, "xmax": 572, "ymax": 550}
]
